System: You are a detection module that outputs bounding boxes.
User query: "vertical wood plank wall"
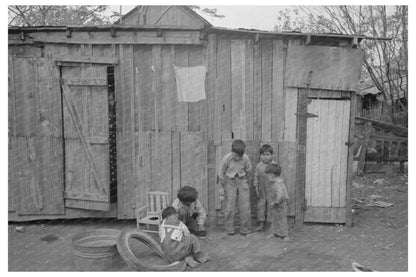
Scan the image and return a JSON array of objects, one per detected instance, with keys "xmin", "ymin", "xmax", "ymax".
[
  {"xmin": 9, "ymin": 35, "xmax": 357, "ymax": 223},
  {"xmin": 87, "ymin": 37, "xmax": 304, "ymax": 220}
]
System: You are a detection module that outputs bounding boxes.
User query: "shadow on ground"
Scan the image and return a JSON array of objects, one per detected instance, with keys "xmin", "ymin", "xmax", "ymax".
[{"xmin": 9, "ymin": 173, "xmax": 407, "ymax": 271}]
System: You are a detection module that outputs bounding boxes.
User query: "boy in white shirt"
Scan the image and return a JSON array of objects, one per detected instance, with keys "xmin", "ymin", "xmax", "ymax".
[{"xmin": 159, "ymin": 206, "xmax": 209, "ymax": 268}]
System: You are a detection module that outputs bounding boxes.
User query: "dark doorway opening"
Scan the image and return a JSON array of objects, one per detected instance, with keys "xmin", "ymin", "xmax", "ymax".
[{"xmin": 108, "ymin": 66, "xmax": 117, "ymax": 203}]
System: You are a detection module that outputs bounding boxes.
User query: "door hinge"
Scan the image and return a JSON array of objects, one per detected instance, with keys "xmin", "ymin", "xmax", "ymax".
[{"xmin": 345, "ymin": 141, "xmax": 354, "ymax": 146}]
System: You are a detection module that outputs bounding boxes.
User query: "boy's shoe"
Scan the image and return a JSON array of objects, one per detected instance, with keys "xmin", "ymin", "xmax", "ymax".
[
  {"xmin": 255, "ymin": 222, "xmax": 265, "ymax": 231},
  {"xmin": 226, "ymin": 231, "xmax": 235, "ymax": 235},
  {"xmin": 185, "ymin": 256, "xmax": 200, "ymax": 268},
  {"xmin": 195, "ymin": 252, "xmax": 210, "ymax": 263},
  {"xmin": 240, "ymin": 231, "xmax": 252, "ymax": 236},
  {"xmin": 196, "ymin": 230, "xmax": 207, "ymax": 238}
]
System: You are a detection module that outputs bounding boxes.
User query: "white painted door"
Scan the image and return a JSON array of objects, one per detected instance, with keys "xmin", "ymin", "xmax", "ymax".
[{"xmin": 304, "ymin": 99, "xmax": 351, "ymax": 223}]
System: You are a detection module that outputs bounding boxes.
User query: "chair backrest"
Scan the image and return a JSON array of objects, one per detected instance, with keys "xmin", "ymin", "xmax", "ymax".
[{"xmin": 147, "ymin": 191, "xmax": 169, "ymax": 215}]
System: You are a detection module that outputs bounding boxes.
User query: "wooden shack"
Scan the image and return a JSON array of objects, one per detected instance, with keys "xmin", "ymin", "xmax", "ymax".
[{"xmin": 8, "ymin": 6, "xmax": 364, "ymax": 226}]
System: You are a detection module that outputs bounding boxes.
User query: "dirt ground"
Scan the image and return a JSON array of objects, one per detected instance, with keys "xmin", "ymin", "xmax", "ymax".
[{"xmin": 8, "ymin": 173, "xmax": 408, "ymax": 271}]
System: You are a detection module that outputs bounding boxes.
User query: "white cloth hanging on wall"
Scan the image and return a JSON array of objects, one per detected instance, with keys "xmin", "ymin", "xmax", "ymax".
[{"xmin": 174, "ymin": 65, "xmax": 207, "ymax": 102}]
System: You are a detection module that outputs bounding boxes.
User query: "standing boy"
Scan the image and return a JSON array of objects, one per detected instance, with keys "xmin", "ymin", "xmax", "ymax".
[
  {"xmin": 253, "ymin": 144, "xmax": 276, "ymax": 231},
  {"xmin": 264, "ymin": 163, "xmax": 290, "ymax": 241},
  {"xmin": 172, "ymin": 186, "xmax": 207, "ymax": 237},
  {"xmin": 218, "ymin": 139, "xmax": 252, "ymax": 235}
]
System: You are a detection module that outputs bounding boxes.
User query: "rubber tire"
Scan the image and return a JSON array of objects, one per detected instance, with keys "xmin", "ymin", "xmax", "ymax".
[{"xmin": 116, "ymin": 228, "xmax": 186, "ymax": 271}]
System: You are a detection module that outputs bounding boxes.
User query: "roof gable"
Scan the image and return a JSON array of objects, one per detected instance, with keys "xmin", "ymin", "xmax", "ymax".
[{"xmin": 115, "ymin": 5, "xmax": 211, "ymax": 28}]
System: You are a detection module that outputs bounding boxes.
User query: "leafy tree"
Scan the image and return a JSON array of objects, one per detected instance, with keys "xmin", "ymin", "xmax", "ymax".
[
  {"xmin": 275, "ymin": 6, "xmax": 408, "ymax": 126},
  {"xmin": 8, "ymin": 5, "xmax": 111, "ymax": 26}
]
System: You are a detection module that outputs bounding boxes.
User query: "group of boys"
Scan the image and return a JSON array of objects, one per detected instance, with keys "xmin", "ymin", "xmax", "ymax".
[{"xmin": 158, "ymin": 139, "xmax": 289, "ymax": 268}]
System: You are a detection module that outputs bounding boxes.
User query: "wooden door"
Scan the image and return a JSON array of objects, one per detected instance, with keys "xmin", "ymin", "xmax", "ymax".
[
  {"xmin": 304, "ymin": 99, "xmax": 351, "ymax": 223},
  {"xmin": 61, "ymin": 65, "xmax": 110, "ymax": 211}
]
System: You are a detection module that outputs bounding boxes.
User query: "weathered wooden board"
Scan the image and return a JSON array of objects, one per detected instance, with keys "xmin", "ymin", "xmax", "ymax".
[
  {"xmin": 217, "ymin": 39, "xmax": 232, "ymax": 141},
  {"xmin": 294, "ymin": 86, "xmax": 307, "ymax": 226},
  {"xmin": 339, "ymin": 100, "xmax": 351, "ymax": 207},
  {"xmin": 244, "ymin": 40, "xmax": 254, "ymax": 141},
  {"xmin": 231, "ymin": 40, "xmax": 246, "ymax": 140},
  {"xmin": 272, "ymin": 40, "xmax": 287, "ymax": 142},
  {"xmin": 345, "ymin": 93, "xmax": 356, "ymax": 226},
  {"xmin": 16, "ymin": 137, "xmax": 42, "ymax": 215},
  {"xmin": 207, "ymin": 34, "xmax": 217, "ymax": 142},
  {"xmin": 161, "ymin": 45, "xmax": 175, "ymax": 131},
  {"xmin": 180, "ymin": 131, "xmax": 208, "ymax": 209},
  {"xmin": 8, "ymin": 137, "xmax": 18, "ymax": 211},
  {"xmin": 283, "ymin": 87, "xmax": 298, "ymax": 142},
  {"xmin": 285, "ymin": 45, "xmax": 364, "ymax": 91},
  {"xmin": 118, "ymin": 45, "xmax": 136, "ymax": 218},
  {"xmin": 9, "ymin": 45, "xmax": 43, "ymax": 57},
  {"xmin": 8, "ymin": 204, "xmax": 118, "ymax": 221},
  {"xmin": 172, "ymin": 130, "xmax": 181, "ymax": 199},
  {"xmin": 8, "ymin": 57, "xmax": 16, "ymax": 137},
  {"xmin": 253, "ymin": 41, "xmax": 262, "ymax": 141},
  {"xmin": 207, "ymin": 140, "xmax": 216, "ymax": 225},
  {"xmin": 13, "ymin": 58, "xmax": 37, "ymax": 137},
  {"xmin": 213, "ymin": 37, "xmax": 222, "ymax": 145},
  {"xmin": 36, "ymin": 58, "xmax": 64, "ymax": 214},
  {"xmin": 261, "ymin": 40, "xmax": 273, "ymax": 142},
  {"xmin": 9, "ymin": 31, "xmax": 203, "ymax": 45},
  {"xmin": 152, "ymin": 45, "xmax": 162, "ymax": 131},
  {"xmin": 214, "ymin": 145, "xmax": 223, "ymax": 210},
  {"xmin": 278, "ymin": 141, "xmax": 297, "ymax": 216},
  {"xmin": 133, "ymin": 45, "xmax": 143, "ymax": 132},
  {"xmin": 188, "ymin": 45, "xmax": 205, "ymax": 131},
  {"xmin": 136, "ymin": 45, "xmax": 154, "ymax": 131},
  {"xmin": 135, "ymin": 131, "xmax": 152, "ymax": 210},
  {"xmin": 308, "ymin": 89, "xmax": 346, "ymax": 99},
  {"xmin": 304, "ymin": 207, "xmax": 346, "ymax": 223},
  {"xmin": 150, "ymin": 131, "xmax": 173, "ymax": 200},
  {"xmin": 174, "ymin": 45, "xmax": 189, "ymax": 131}
]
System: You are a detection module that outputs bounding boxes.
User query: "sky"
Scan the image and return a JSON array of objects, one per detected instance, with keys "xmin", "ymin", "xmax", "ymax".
[{"xmin": 109, "ymin": 5, "xmax": 293, "ymax": 31}]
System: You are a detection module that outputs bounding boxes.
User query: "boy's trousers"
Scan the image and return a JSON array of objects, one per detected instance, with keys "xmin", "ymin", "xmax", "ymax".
[
  {"xmin": 161, "ymin": 233, "xmax": 202, "ymax": 261},
  {"xmin": 256, "ymin": 182, "xmax": 267, "ymax": 221},
  {"xmin": 224, "ymin": 176, "xmax": 251, "ymax": 234},
  {"xmin": 268, "ymin": 200, "xmax": 289, "ymax": 237}
]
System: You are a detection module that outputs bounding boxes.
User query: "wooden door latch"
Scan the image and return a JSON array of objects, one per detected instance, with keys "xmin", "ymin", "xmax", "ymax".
[{"xmin": 295, "ymin": 112, "xmax": 318, "ymax": 118}]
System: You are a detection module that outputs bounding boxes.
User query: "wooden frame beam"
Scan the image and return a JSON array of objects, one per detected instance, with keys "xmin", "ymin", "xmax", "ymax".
[
  {"xmin": 8, "ymin": 30, "xmax": 203, "ymax": 45},
  {"xmin": 345, "ymin": 92, "xmax": 356, "ymax": 227}
]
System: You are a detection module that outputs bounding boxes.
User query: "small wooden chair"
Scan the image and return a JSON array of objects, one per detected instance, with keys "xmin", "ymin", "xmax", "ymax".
[{"xmin": 136, "ymin": 191, "xmax": 169, "ymax": 234}]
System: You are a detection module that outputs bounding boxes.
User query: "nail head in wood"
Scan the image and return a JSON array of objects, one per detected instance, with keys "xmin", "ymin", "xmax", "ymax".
[{"xmin": 111, "ymin": 28, "xmax": 116, "ymax": 38}]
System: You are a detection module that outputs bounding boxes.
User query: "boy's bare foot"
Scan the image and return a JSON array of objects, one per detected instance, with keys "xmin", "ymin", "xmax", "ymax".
[
  {"xmin": 185, "ymin": 256, "xmax": 200, "ymax": 268},
  {"xmin": 195, "ymin": 252, "xmax": 210, "ymax": 263},
  {"xmin": 266, "ymin": 233, "xmax": 275, "ymax": 239},
  {"xmin": 255, "ymin": 222, "xmax": 265, "ymax": 231},
  {"xmin": 282, "ymin": 236, "xmax": 290, "ymax": 241}
]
